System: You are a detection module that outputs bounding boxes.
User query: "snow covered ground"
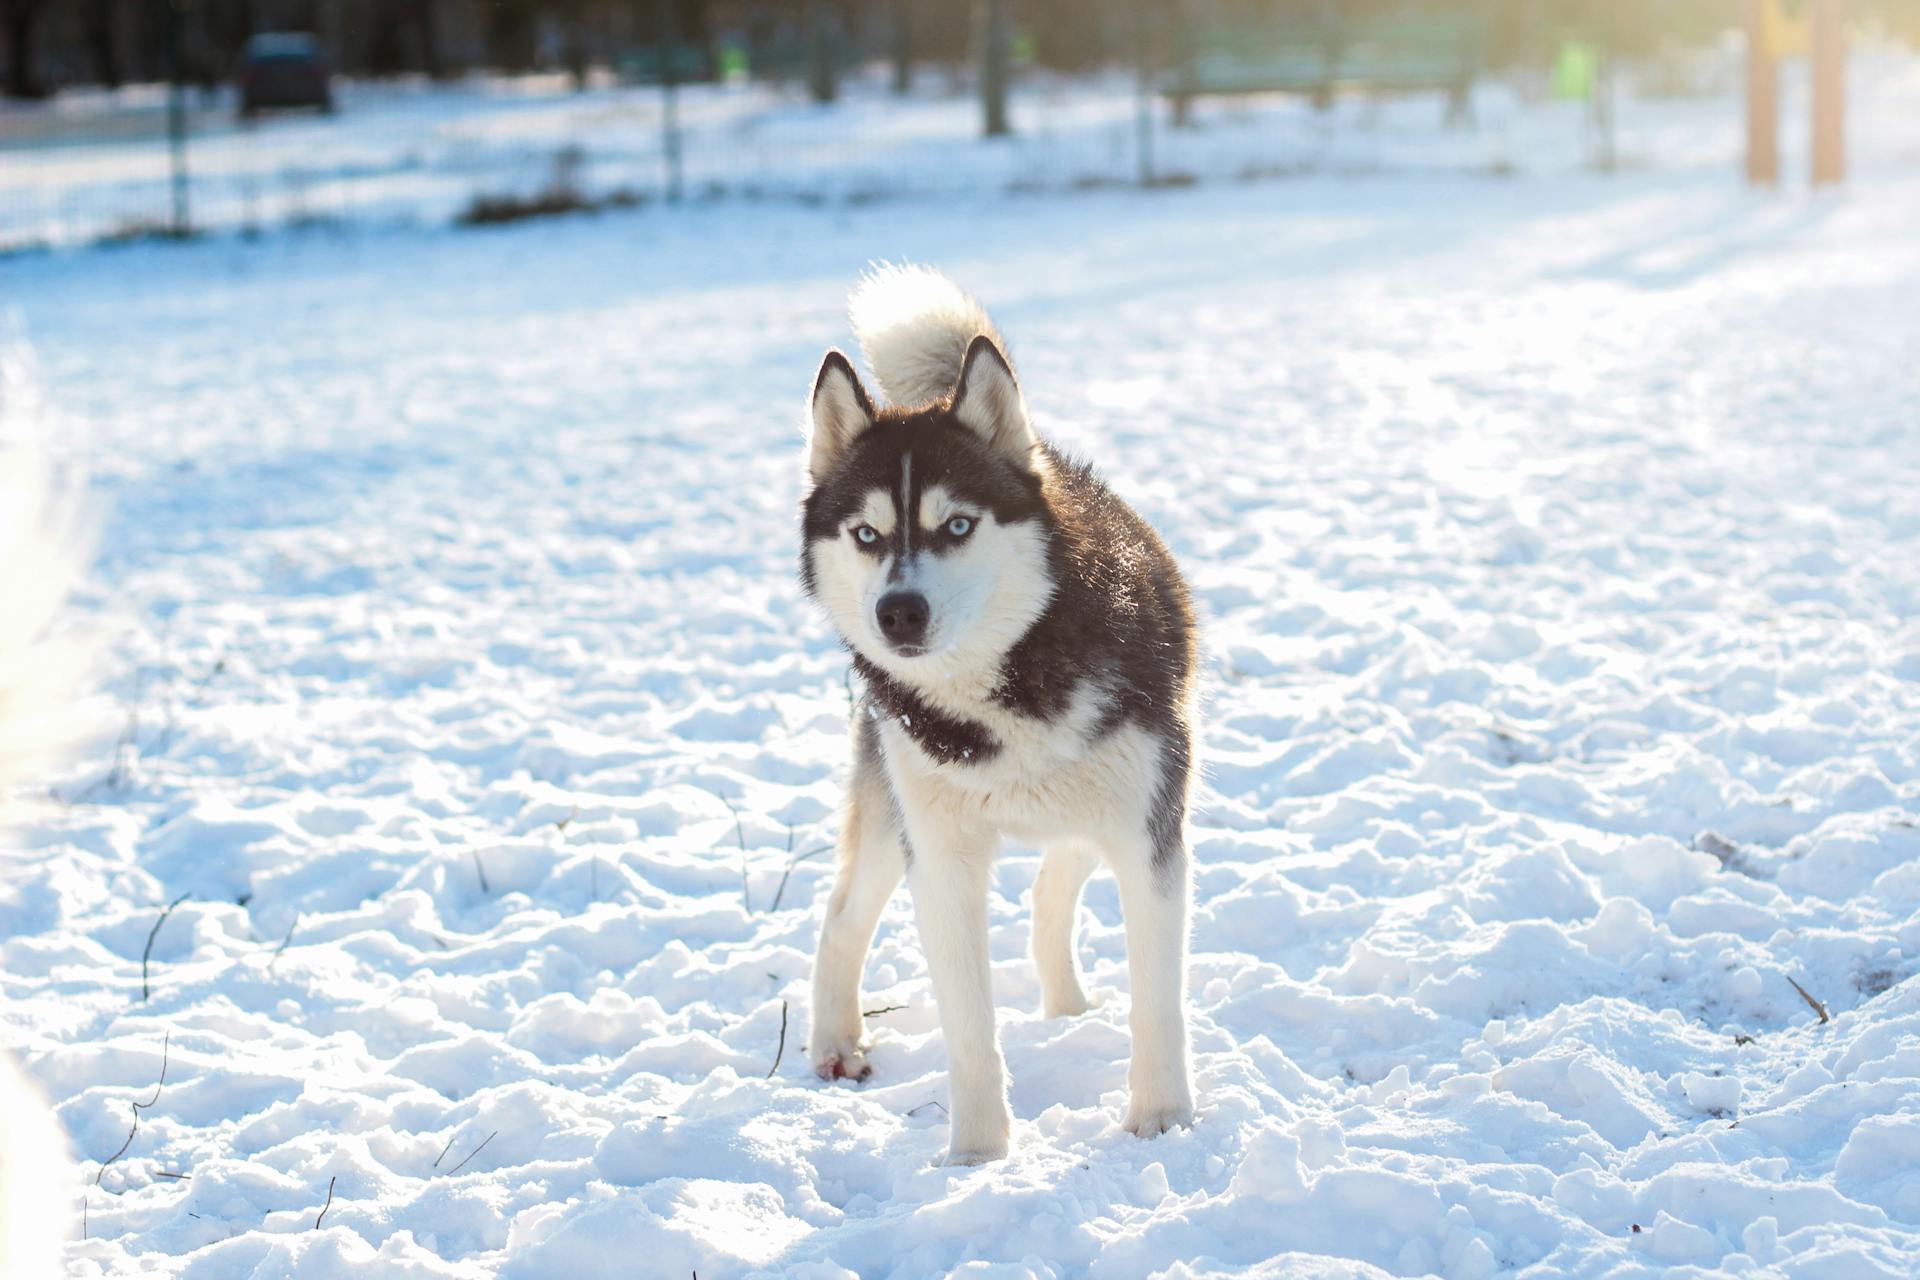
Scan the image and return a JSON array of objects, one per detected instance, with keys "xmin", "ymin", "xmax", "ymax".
[{"xmin": 3, "ymin": 68, "xmax": 1920, "ymax": 1279}]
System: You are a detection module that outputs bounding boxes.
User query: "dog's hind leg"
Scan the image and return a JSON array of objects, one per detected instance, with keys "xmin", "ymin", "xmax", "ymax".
[
  {"xmin": 1032, "ymin": 840, "xmax": 1099, "ymax": 1018},
  {"xmin": 807, "ymin": 751, "xmax": 906, "ymax": 1083},
  {"xmin": 1108, "ymin": 832, "xmax": 1195, "ymax": 1137},
  {"xmin": 904, "ymin": 819, "xmax": 1010, "ymax": 1165}
]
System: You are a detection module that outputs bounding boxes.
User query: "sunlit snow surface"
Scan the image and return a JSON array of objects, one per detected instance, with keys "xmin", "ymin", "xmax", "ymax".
[{"xmin": 3, "ymin": 87, "xmax": 1920, "ymax": 1279}]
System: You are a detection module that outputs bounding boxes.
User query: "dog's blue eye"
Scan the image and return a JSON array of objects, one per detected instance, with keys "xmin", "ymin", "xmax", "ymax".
[
  {"xmin": 946, "ymin": 517, "xmax": 973, "ymax": 538},
  {"xmin": 853, "ymin": 525, "xmax": 879, "ymax": 545}
]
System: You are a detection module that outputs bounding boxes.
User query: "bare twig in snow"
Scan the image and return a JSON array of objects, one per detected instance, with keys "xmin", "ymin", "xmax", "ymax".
[
  {"xmin": 444, "ymin": 1131, "xmax": 498, "ymax": 1176},
  {"xmin": 432, "ymin": 1135, "xmax": 457, "ymax": 1169},
  {"xmin": 96, "ymin": 1031, "xmax": 171, "ymax": 1184},
  {"xmin": 1786, "ymin": 975, "xmax": 1831, "ymax": 1025},
  {"xmin": 267, "ymin": 914, "xmax": 298, "ymax": 969},
  {"xmin": 89, "ymin": 713, "xmax": 139, "ymax": 799},
  {"xmin": 141, "ymin": 893, "xmax": 191, "ymax": 1002},
  {"xmin": 724, "ymin": 798, "xmax": 750, "ymax": 911},
  {"xmin": 766, "ymin": 1000, "xmax": 789, "ymax": 1078},
  {"xmin": 768, "ymin": 844, "xmax": 833, "ymax": 914},
  {"xmin": 695, "ymin": 787, "xmax": 752, "ymax": 912},
  {"xmin": 472, "ymin": 849, "xmax": 490, "ymax": 894},
  {"xmin": 314, "ymin": 1175, "xmax": 335, "ymax": 1229},
  {"xmin": 104, "ymin": 708, "xmax": 139, "ymax": 785},
  {"xmin": 863, "ymin": 1004, "xmax": 907, "ymax": 1019},
  {"xmin": 906, "ymin": 1099, "xmax": 947, "ymax": 1118},
  {"xmin": 69, "ymin": 667, "xmax": 151, "ymax": 804}
]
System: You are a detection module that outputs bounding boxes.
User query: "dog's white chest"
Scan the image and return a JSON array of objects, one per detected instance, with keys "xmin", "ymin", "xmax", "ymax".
[{"xmin": 879, "ymin": 686, "xmax": 1162, "ymax": 844}]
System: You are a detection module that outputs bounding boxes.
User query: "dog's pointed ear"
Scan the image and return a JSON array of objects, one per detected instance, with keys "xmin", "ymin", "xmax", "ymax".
[
  {"xmin": 950, "ymin": 335, "xmax": 1035, "ymax": 468},
  {"xmin": 807, "ymin": 350, "xmax": 875, "ymax": 482}
]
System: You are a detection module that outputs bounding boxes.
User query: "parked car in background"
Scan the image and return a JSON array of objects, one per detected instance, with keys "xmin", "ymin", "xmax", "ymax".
[{"xmin": 237, "ymin": 33, "xmax": 334, "ymax": 117}]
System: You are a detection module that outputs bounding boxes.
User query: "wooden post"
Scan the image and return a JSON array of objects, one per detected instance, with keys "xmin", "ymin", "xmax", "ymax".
[
  {"xmin": 1745, "ymin": 0, "xmax": 1778, "ymax": 187},
  {"xmin": 1811, "ymin": 0, "xmax": 1846, "ymax": 186}
]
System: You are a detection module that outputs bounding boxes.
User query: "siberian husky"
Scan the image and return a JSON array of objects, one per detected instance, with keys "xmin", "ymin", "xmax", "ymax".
[{"xmin": 800, "ymin": 267, "xmax": 1199, "ymax": 1164}]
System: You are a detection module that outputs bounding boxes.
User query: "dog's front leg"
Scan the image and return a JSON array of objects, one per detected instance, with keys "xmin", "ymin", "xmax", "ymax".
[
  {"xmin": 808, "ymin": 764, "xmax": 906, "ymax": 1082},
  {"xmin": 905, "ymin": 822, "xmax": 1009, "ymax": 1165}
]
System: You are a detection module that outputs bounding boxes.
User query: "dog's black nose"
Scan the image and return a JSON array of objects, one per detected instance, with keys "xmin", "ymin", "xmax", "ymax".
[{"xmin": 875, "ymin": 591, "xmax": 930, "ymax": 649}]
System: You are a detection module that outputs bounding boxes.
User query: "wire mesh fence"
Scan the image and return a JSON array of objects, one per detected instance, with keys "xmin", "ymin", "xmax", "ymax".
[{"xmin": 1, "ymin": 9, "xmax": 1911, "ymax": 255}]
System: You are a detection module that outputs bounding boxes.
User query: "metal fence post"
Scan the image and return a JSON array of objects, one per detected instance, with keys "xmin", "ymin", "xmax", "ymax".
[
  {"xmin": 167, "ymin": 0, "xmax": 191, "ymax": 236},
  {"xmin": 1591, "ymin": 10, "xmax": 1616, "ymax": 173},
  {"xmin": 979, "ymin": 0, "xmax": 1011, "ymax": 138},
  {"xmin": 890, "ymin": 0, "xmax": 912, "ymax": 96},
  {"xmin": 1135, "ymin": 2, "xmax": 1155, "ymax": 186},
  {"xmin": 659, "ymin": 0, "xmax": 683, "ymax": 202},
  {"xmin": 807, "ymin": 0, "xmax": 839, "ymax": 105}
]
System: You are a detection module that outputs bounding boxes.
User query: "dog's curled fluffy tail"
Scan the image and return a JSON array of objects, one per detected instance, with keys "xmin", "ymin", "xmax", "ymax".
[{"xmin": 848, "ymin": 264, "xmax": 1008, "ymax": 409}]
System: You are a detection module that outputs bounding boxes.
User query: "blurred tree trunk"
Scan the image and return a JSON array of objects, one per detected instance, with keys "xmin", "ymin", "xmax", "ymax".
[
  {"xmin": 1810, "ymin": 0, "xmax": 1846, "ymax": 186},
  {"xmin": 978, "ymin": 0, "xmax": 1010, "ymax": 136},
  {"xmin": 415, "ymin": 0, "xmax": 450, "ymax": 80},
  {"xmin": 487, "ymin": 0, "xmax": 538, "ymax": 73},
  {"xmin": 81, "ymin": 0, "xmax": 123, "ymax": 88},
  {"xmin": 1743, "ymin": 0, "xmax": 1777, "ymax": 185},
  {"xmin": 367, "ymin": 0, "xmax": 411, "ymax": 76},
  {"xmin": 192, "ymin": 0, "xmax": 251, "ymax": 88},
  {"xmin": 560, "ymin": 0, "xmax": 590, "ymax": 90},
  {"xmin": 3, "ymin": 0, "xmax": 50, "ymax": 99},
  {"xmin": 1029, "ymin": 0, "xmax": 1101, "ymax": 72}
]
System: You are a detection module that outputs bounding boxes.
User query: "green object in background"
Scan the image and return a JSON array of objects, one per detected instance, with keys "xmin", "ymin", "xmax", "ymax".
[
  {"xmin": 720, "ymin": 44, "xmax": 748, "ymax": 80},
  {"xmin": 1553, "ymin": 41, "xmax": 1598, "ymax": 99}
]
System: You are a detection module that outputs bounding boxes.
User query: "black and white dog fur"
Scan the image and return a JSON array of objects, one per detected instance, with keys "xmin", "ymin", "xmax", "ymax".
[{"xmin": 800, "ymin": 266, "xmax": 1198, "ymax": 1165}]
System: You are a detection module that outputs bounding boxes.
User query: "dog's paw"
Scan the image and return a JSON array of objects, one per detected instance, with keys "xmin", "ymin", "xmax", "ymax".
[
  {"xmin": 808, "ymin": 1040, "xmax": 873, "ymax": 1083},
  {"xmin": 1123, "ymin": 1099, "xmax": 1195, "ymax": 1138},
  {"xmin": 1041, "ymin": 988, "xmax": 1100, "ymax": 1019},
  {"xmin": 934, "ymin": 1107, "xmax": 1010, "ymax": 1165},
  {"xmin": 938, "ymin": 1142, "xmax": 1008, "ymax": 1167}
]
